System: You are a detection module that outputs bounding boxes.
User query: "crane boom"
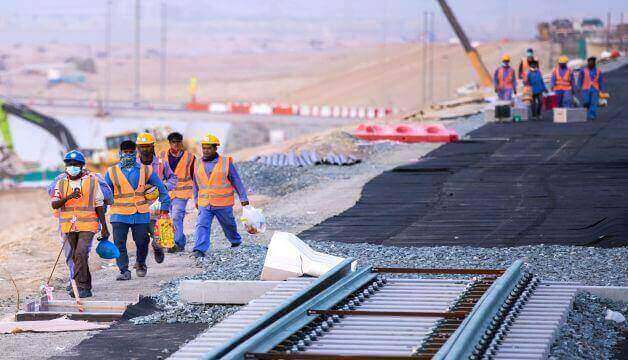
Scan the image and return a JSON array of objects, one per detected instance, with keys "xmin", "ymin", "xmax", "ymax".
[
  {"xmin": 0, "ymin": 99, "xmax": 79, "ymax": 151},
  {"xmin": 436, "ymin": 0, "xmax": 493, "ymax": 87}
]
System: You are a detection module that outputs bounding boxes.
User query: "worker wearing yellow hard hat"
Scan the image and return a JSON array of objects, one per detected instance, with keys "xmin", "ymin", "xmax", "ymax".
[
  {"xmin": 135, "ymin": 132, "xmax": 178, "ymax": 264},
  {"xmin": 551, "ymin": 55, "xmax": 575, "ymax": 108},
  {"xmin": 104, "ymin": 137, "xmax": 171, "ymax": 281},
  {"xmin": 578, "ymin": 56, "xmax": 607, "ymax": 120},
  {"xmin": 191, "ymin": 133, "xmax": 250, "ymax": 258},
  {"xmin": 494, "ymin": 54, "xmax": 517, "ymax": 100}
]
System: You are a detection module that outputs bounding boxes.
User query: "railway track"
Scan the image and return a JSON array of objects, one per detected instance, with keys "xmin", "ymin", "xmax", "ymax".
[{"xmin": 169, "ymin": 259, "xmax": 578, "ymax": 360}]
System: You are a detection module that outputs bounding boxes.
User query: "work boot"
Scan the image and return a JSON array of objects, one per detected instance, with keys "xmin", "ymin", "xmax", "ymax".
[
  {"xmin": 231, "ymin": 242, "xmax": 241, "ymax": 248},
  {"xmin": 136, "ymin": 264, "xmax": 147, "ymax": 277},
  {"xmin": 116, "ymin": 270, "xmax": 132, "ymax": 281},
  {"xmin": 168, "ymin": 244, "xmax": 181, "ymax": 254},
  {"xmin": 152, "ymin": 240, "xmax": 165, "ymax": 264},
  {"xmin": 68, "ymin": 288, "xmax": 93, "ymax": 298},
  {"xmin": 192, "ymin": 250, "xmax": 205, "ymax": 258}
]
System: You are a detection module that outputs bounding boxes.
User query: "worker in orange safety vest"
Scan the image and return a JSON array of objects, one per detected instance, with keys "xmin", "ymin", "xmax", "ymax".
[
  {"xmin": 494, "ymin": 54, "xmax": 517, "ymax": 100},
  {"xmin": 191, "ymin": 134, "xmax": 249, "ymax": 258},
  {"xmin": 550, "ymin": 56, "xmax": 576, "ymax": 108},
  {"xmin": 51, "ymin": 150, "xmax": 109, "ymax": 298}
]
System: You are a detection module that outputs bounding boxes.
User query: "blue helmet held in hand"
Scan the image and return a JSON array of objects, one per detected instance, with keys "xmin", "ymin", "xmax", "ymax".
[{"xmin": 96, "ymin": 238, "xmax": 120, "ymax": 259}]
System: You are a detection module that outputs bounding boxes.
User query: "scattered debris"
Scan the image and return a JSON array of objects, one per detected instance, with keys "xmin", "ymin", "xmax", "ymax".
[
  {"xmin": 250, "ymin": 150, "xmax": 361, "ymax": 167},
  {"xmin": 0, "ymin": 316, "xmax": 109, "ymax": 334},
  {"xmin": 261, "ymin": 232, "xmax": 348, "ymax": 281},
  {"xmin": 605, "ymin": 309, "xmax": 626, "ymax": 323}
]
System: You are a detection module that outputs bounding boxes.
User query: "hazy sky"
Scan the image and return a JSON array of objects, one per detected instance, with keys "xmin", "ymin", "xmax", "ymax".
[{"xmin": 0, "ymin": 0, "xmax": 626, "ymax": 44}]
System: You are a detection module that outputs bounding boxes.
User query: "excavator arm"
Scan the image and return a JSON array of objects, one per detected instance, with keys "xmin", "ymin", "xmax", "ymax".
[
  {"xmin": 436, "ymin": 0, "xmax": 493, "ymax": 88},
  {"xmin": 0, "ymin": 99, "xmax": 79, "ymax": 152}
]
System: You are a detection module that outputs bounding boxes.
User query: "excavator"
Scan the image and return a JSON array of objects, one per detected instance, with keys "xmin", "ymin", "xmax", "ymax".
[{"xmin": 0, "ymin": 99, "xmax": 174, "ymax": 174}]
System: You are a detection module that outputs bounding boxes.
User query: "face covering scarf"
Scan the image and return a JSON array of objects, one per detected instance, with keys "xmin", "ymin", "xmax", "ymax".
[{"xmin": 120, "ymin": 151, "xmax": 137, "ymax": 168}]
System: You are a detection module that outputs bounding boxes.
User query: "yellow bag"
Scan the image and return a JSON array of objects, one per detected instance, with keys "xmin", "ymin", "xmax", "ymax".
[
  {"xmin": 155, "ymin": 216, "xmax": 175, "ymax": 249},
  {"xmin": 522, "ymin": 85, "xmax": 532, "ymax": 102}
]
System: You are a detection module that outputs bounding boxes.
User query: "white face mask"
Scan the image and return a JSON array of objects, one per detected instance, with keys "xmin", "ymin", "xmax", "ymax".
[{"xmin": 66, "ymin": 165, "xmax": 82, "ymax": 177}]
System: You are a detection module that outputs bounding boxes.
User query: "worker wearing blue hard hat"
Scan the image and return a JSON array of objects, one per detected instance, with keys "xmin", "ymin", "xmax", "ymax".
[{"xmin": 50, "ymin": 150, "xmax": 110, "ymax": 298}]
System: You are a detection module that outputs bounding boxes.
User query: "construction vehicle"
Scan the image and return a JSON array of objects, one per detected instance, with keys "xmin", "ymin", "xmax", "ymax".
[
  {"xmin": 436, "ymin": 0, "xmax": 493, "ymax": 88},
  {"xmin": 0, "ymin": 98, "xmax": 79, "ymax": 152}
]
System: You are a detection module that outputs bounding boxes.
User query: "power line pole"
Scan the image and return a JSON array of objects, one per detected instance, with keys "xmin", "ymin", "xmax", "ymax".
[
  {"xmin": 134, "ymin": 0, "xmax": 141, "ymax": 106},
  {"xmin": 606, "ymin": 12, "xmax": 611, "ymax": 50},
  {"xmin": 429, "ymin": 11, "xmax": 435, "ymax": 103},
  {"xmin": 105, "ymin": 0, "xmax": 112, "ymax": 113},
  {"xmin": 160, "ymin": 0, "xmax": 167, "ymax": 102},
  {"xmin": 422, "ymin": 11, "xmax": 428, "ymax": 107}
]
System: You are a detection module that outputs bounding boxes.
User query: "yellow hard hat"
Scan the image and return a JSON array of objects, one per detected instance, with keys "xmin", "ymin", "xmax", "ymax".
[
  {"xmin": 136, "ymin": 132, "xmax": 156, "ymax": 145},
  {"xmin": 558, "ymin": 56, "xmax": 569, "ymax": 64},
  {"xmin": 144, "ymin": 185, "xmax": 159, "ymax": 201},
  {"xmin": 200, "ymin": 133, "xmax": 220, "ymax": 146},
  {"xmin": 501, "ymin": 54, "xmax": 511, "ymax": 62}
]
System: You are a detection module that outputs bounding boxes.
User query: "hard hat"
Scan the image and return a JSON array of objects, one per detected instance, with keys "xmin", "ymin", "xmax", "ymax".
[
  {"xmin": 501, "ymin": 54, "xmax": 511, "ymax": 62},
  {"xmin": 63, "ymin": 150, "xmax": 86, "ymax": 165},
  {"xmin": 136, "ymin": 132, "xmax": 156, "ymax": 145},
  {"xmin": 144, "ymin": 184, "xmax": 159, "ymax": 202},
  {"xmin": 558, "ymin": 56, "xmax": 569, "ymax": 64},
  {"xmin": 96, "ymin": 238, "xmax": 120, "ymax": 259},
  {"xmin": 200, "ymin": 133, "xmax": 221, "ymax": 146}
]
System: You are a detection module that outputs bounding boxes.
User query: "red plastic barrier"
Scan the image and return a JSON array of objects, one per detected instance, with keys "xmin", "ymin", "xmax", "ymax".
[
  {"xmin": 230, "ymin": 102, "xmax": 251, "ymax": 114},
  {"xmin": 186, "ymin": 102, "xmax": 209, "ymax": 111},
  {"xmin": 354, "ymin": 123, "xmax": 458, "ymax": 143},
  {"xmin": 273, "ymin": 104, "xmax": 293, "ymax": 115},
  {"xmin": 543, "ymin": 94, "xmax": 559, "ymax": 111}
]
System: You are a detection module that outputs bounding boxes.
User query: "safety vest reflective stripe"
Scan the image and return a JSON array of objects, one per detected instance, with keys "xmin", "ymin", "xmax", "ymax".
[
  {"xmin": 582, "ymin": 68, "xmax": 601, "ymax": 90},
  {"xmin": 195, "ymin": 155, "xmax": 235, "ymax": 207},
  {"xmin": 58, "ymin": 175, "xmax": 99, "ymax": 233},
  {"xmin": 498, "ymin": 67, "xmax": 514, "ymax": 89},
  {"xmin": 553, "ymin": 67, "xmax": 572, "ymax": 91},
  {"xmin": 162, "ymin": 150, "xmax": 194, "ymax": 200},
  {"xmin": 107, "ymin": 165, "xmax": 153, "ymax": 215}
]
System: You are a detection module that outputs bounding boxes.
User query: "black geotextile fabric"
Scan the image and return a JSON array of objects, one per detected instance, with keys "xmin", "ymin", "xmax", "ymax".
[
  {"xmin": 50, "ymin": 297, "xmax": 208, "ymax": 360},
  {"xmin": 301, "ymin": 65, "xmax": 628, "ymax": 248}
]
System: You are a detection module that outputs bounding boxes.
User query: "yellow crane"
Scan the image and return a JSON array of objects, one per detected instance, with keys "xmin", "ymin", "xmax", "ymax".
[{"xmin": 436, "ymin": 0, "xmax": 493, "ymax": 88}]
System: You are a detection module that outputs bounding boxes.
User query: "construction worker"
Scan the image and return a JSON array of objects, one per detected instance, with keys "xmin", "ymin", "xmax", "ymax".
[
  {"xmin": 524, "ymin": 60, "xmax": 547, "ymax": 120},
  {"xmin": 578, "ymin": 56, "xmax": 606, "ymax": 121},
  {"xmin": 192, "ymin": 134, "xmax": 249, "ymax": 258},
  {"xmin": 47, "ymin": 163, "xmax": 113, "ymax": 293},
  {"xmin": 518, "ymin": 48, "xmax": 538, "ymax": 80},
  {"xmin": 159, "ymin": 132, "xmax": 195, "ymax": 253},
  {"xmin": 51, "ymin": 150, "xmax": 109, "ymax": 298},
  {"xmin": 105, "ymin": 140, "xmax": 171, "ymax": 280},
  {"xmin": 494, "ymin": 54, "xmax": 517, "ymax": 100},
  {"xmin": 136, "ymin": 132, "xmax": 177, "ymax": 263},
  {"xmin": 551, "ymin": 56, "xmax": 575, "ymax": 108}
]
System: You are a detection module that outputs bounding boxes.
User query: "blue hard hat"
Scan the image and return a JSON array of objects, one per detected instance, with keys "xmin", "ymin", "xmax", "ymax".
[
  {"xmin": 96, "ymin": 239, "xmax": 120, "ymax": 259},
  {"xmin": 64, "ymin": 150, "xmax": 86, "ymax": 165}
]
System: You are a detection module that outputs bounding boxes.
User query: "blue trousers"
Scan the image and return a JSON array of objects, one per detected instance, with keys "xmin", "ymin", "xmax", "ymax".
[
  {"xmin": 582, "ymin": 89, "xmax": 599, "ymax": 120},
  {"xmin": 112, "ymin": 222, "xmax": 150, "ymax": 273},
  {"xmin": 194, "ymin": 206, "xmax": 241, "ymax": 253},
  {"xmin": 171, "ymin": 198, "xmax": 189, "ymax": 248},
  {"xmin": 555, "ymin": 90, "xmax": 572, "ymax": 108},
  {"xmin": 498, "ymin": 88, "xmax": 514, "ymax": 101}
]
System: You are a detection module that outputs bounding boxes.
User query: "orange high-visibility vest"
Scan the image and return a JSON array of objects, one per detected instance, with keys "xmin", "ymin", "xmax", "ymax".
[
  {"xmin": 553, "ymin": 67, "xmax": 572, "ymax": 91},
  {"xmin": 161, "ymin": 150, "xmax": 194, "ymax": 200},
  {"xmin": 498, "ymin": 67, "xmax": 514, "ymax": 90},
  {"xmin": 107, "ymin": 164, "xmax": 153, "ymax": 215},
  {"xmin": 195, "ymin": 155, "xmax": 235, "ymax": 207},
  {"xmin": 582, "ymin": 68, "xmax": 601, "ymax": 91},
  {"xmin": 520, "ymin": 58, "xmax": 530, "ymax": 78},
  {"xmin": 57, "ymin": 174, "xmax": 99, "ymax": 233}
]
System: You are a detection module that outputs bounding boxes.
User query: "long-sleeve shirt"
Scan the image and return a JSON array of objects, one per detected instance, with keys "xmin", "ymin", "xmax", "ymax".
[
  {"xmin": 494, "ymin": 66, "xmax": 517, "ymax": 90},
  {"xmin": 48, "ymin": 171, "xmax": 113, "ymax": 205},
  {"xmin": 105, "ymin": 162, "xmax": 171, "ymax": 224},
  {"xmin": 525, "ymin": 69, "xmax": 547, "ymax": 95},
  {"xmin": 550, "ymin": 67, "xmax": 575, "ymax": 91},
  {"xmin": 144, "ymin": 155, "xmax": 177, "ymax": 192},
  {"xmin": 577, "ymin": 67, "xmax": 606, "ymax": 92},
  {"xmin": 192, "ymin": 156, "xmax": 248, "ymax": 209}
]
